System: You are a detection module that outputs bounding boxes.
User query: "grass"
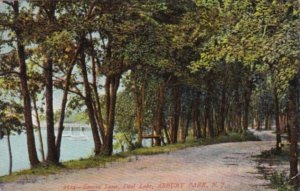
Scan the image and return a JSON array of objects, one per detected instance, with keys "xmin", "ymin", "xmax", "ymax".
[
  {"xmin": 269, "ymin": 171, "xmax": 293, "ymax": 191},
  {"xmin": 256, "ymin": 143, "xmax": 300, "ymax": 191},
  {"xmin": 0, "ymin": 155, "xmax": 129, "ymax": 183},
  {"xmin": 257, "ymin": 142, "xmax": 300, "ymax": 162},
  {"xmin": 0, "ymin": 130, "xmax": 259, "ymax": 183}
]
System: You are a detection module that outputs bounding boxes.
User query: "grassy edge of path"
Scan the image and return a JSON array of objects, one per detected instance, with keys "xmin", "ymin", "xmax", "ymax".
[{"xmin": 0, "ymin": 131, "xmax": 259, "ymax": 183}]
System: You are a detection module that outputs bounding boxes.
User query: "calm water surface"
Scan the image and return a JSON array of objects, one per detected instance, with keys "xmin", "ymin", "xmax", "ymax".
[
  {"xmin": 0, "ymin": 129, "xmax": 95, "ymax": 176},
  {"xmin": 0, "ymin": 129, "xmax": 150, "ymax": 176}
]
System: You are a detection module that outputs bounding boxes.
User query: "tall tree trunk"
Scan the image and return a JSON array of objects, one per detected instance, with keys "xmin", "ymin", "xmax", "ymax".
[
  {"xmin": 154, "ymin": 81, "xmax": 166, "ymax": 146},
  {"xmin": 44, "ymin": 0, "xmax": 58, "ymax": 165},
  {"xmin": 180, "ymin": 115, "xmax": 186, "ymax": 142},
  {"xmin": 205, "ymin": 81, "xmax": 214, "ymax": 137},
  {"xmin": 265, "ymin": 102, "xmax": 269, "ymax": 130},
  {"xmin": 164, "ymin": 123, "xmax": 171, "ymax": 144},
  {"xmin": 102, "ymin": 75, "xmax": 120, "ymax": 155},
  {"xmin": 243, "ymin": 88, "xmax": 251, "ymax": 131},
  {"xmin": 91, "ymin": 51, "xmax": 105, "ymax": 144},
  {"xmin": 235, "ymin": 86, "xmax": 242, "ymax": 132},
  {"xmin": 203, "ymin": 107, "xmax": 207, "ymax": 138},
  {"xmin": 55, "ymin": 46, "xmax": 81, "ymax": 162},
  {"xmin": 254, "ymin": 96, "xmax": 261, "ymax": 130},
  {"xmin": 185, "ymin": 114, "xmax": 191, "ymax": 140},
  {"xmin": 171, "ymin": 84, "xmax": 181, "ymax": 143},
  {"xmin": 192, "ymin": 92, "xmax": 201, "ymax": 139},
  {"xmin": 12, "ymin": 1, "xmax": 39, "ymax": 167},
  {"xmin": 32, "ymin": 95, "xmax": 45, "ymax": 162},
  {"xmin": 274, "ymin": 88, "xmax": 282, "ymax": 152},
  {"xmin": 56, "ymin": 2, "xmax": 96, "ymax": 162},
  {"xmin": 288, "ymin": 77, "xmax": 298, "ymax": 189},
  {"xmin": 79, "ymin": 48, "xmax": 102, "ymax": 155},
  {"xmin": 219, "ymin": 87, "xmax": 226, "ymax": 134},
  {"xmin": 7, "ymin": 131, "xmax": 12, "ymax": 175},
  {"xmin": 287, "ymin": 112, "xmax": 291, "ymax": 142},
  {"xmin": 17, "ymin": 38, "xmax": 40, "ymax": 167},
  {"xmin": 45, "ymin": 58, "xmax": 57, "ymax": 164},
  {"xmin": 279, "ymin": 114, "xmax": 286, "ymax": 133},
  {"xmin": 132, "ymin": 73, "xmax": 145, "ymax": 147},
  {"xmin": 89, "ymin": 33, "xmax": 105, "ymax": 143}
]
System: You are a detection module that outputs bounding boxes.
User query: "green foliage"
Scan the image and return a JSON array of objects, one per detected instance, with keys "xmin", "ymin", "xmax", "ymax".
[
  {"xmin": 0, "ymin": 99, "xmax": 23, "ymax": 138},
  {"xmin": 0, "ymin": 0, "xmax": 299, "ymax": 180},
  {"xmin": 115, "ymin": 90, "xmax": 135, "ymax": 133},
  {"xmin": 114, "ymin": 89, "xmax": 140, "ymax": 150},
  {"xmin": 269, "ymin": 172, "xmax": 293, "ymax": 191}
]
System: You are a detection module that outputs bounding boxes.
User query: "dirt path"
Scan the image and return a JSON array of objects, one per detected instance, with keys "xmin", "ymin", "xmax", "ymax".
[{"xmin": 1, "ymin": 130, "xmax": 276, "ymax": 191}]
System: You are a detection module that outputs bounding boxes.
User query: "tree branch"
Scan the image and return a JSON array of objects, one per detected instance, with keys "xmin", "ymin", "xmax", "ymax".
[
  {"xmin": 3, "ymin": 1, "xmax": 13, "ymax": 7},
  {"xmin": 0, "ymin": 71, "xmax": 20, "ymax": 76}
]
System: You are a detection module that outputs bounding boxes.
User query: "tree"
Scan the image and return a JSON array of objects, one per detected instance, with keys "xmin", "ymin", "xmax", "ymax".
[
  {"xmin": 0, "ymin": 99, "xmax": 23, "ymax": 175},
  {"xmin": 0, "ymin": 1, "xmax": 40, "ymax": 167}
]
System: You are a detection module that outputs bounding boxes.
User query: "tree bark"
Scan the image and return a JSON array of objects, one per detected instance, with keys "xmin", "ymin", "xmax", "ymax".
[
  {"xmin": 219, "ymin": 87, "xmax": 226, "ymax": 134},
  {"xmin": 32, "ymin": 95, "xmax": 45, "ymax": 162},
  {"xmin": 274, "ymin": 87, "xmax": 282, "ymax": 152},
  {"xmin": 154, "ymin": 81, "xmax": 166, "ymax": 146},
  {"xmin": 45, "ymin": 58, "xmax": 58, "ymax": 164},
  {"xmin": 205, "ymin": 80, "xmax": 214, "ymax": 137},
  {"xmin": 170, "ymin": 84, "xmax": 181, "ymax": 143},
  {"xmin": 235, "ymin": 86, "xmax": 242, "ymax": 132},
  {"xmin": 164, "ymin": 122, "xmax": 171, "ymax": 144},
  {"xmin": 79, "ymin": 47, "xmax": 102, "ymax": 155},
  {"xmin": 16, "ymin": 33, "xmax": 40, "ymax": 167},
  {"xmin": 264, "ymin": 102, "xmax": 269, "ymax": 130},
  {"xmin": 55, "ymin": 1, "xmax": 95, "ymax": 161},
  {"xmin": 90, "ymin": 50, "xmax": 105, "ymax": 144},
  {"xmin": 132, "ymin": 73, "xmax": 145, "ymax": 147},
  {"xmin": 7, "ymin": 131, "xmax": 12, "ymax": 175},
  {"xmin": 55, "ymin": 45, "xmax": 81, "ymax": 161},
  {"xmin": 102, "ymin": 75, "xmax": 120, "ymax": 155},
  {"xmin": 192, "ymin": 92, "xmax": 201, "ymax": 139},
  {"xmin": 288, "ymin": 77, "xmax": 298, "ymax": 189},
  {"xmin": 42, "ymin": 0, "xmax": 58, "ymax": 164},
  {"xmin": 243, "ymin": 87, "xmax": 251, "ymax": 131}
]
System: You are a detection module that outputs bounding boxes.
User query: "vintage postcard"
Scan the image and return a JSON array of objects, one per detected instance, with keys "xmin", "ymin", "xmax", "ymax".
[{"xmin": 0, "ymin": 0, "xmax": 299, "ymax": 191}]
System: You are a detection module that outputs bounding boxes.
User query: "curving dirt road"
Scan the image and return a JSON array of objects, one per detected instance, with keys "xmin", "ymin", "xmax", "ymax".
[{"xmin": 1, "ymin": 130, "xmax": 276, "ymax": 191}]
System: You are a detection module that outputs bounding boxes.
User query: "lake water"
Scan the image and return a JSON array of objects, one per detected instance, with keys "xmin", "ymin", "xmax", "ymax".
[
  {"xmin": 0, "ymin": 129, "xmax": 151, "ymax": 176},
  {"xmin": 0, "ymin": 129, "xmax": 126, "ymax": 176}
]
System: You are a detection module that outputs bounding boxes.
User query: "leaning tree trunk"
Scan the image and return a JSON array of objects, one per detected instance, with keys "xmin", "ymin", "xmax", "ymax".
[
  {"xmin": 32, "ymin": 95, "xmax": 45, "ymax": 162},
  {"xmin": 55, "ymin": 2, "xmax": 96, "ymax": 162},
  {"xmin": 288, "ymin": 77, "xmax": 298, "ymax": 189},
  {"xmin": 55, "ymin": 46, "xmax": 81, "ymax": 161},
  {"xmin": 79, "ymin": 48, "xmax": 102, "ymax": 155},
  {"xmin": 90, "ymin": 49, "xmax": 105, "ymax": 144},
  {"xmin": 12, "ymin": 0, "xmax": 40, "ymax": 167},
  {"xmin": 16, "ymin": 38, "xmax": 40, "ymax": 167}
]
